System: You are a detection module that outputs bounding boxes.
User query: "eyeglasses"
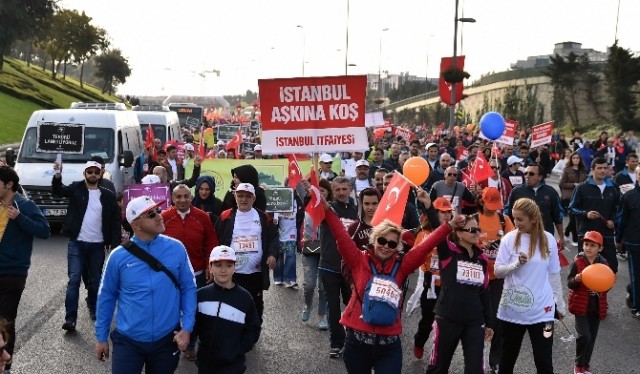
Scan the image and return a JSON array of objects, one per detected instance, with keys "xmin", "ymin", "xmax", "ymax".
[
  {"xmin": 139, "ymin": 207, "xmax": 162, "ymax": 220},
  {"xmin": 458, "ymin": 227, "xmax": 481, "ymax": 234},
  {"xmin": 446, "ymin": 173, "xmax": 458, "ymax": 177},
  {"xmin": 85, "ymin": 169, "xmax": 100, "ymax": 175},
  {"xmin": 491, "ymin": 166, "xmax": 500, "ymax": 170},
  {"xmin": 524, "ymin": 172, "xmax": 537, "ymax": 176},
  {"xmin": 376, "ymin": 236, "xmax": 399, "ymax": 249}
]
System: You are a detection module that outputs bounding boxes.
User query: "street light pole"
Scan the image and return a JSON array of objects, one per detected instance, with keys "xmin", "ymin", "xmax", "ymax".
[
  {"xmin": 296, "ymin": 25, "xmax": 305, "ymax": 77},
  {"xmin": 378, "ymin": 28, "xmax": 389, "ymax": 99},
  {"xmin": 449, "ymin": 0, "xmax": 475, "ymax": 132},
  {"xmin": 345, "ymin": 0, "xmax": 350, "ymax": 75}
]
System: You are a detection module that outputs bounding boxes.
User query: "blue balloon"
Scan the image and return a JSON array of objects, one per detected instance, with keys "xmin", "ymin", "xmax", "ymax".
[{"xmin": 480, "ymin": 112, "xmax": 506, "ymax": 140}]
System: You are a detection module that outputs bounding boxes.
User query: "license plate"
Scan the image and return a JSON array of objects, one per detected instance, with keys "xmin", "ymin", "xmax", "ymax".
[{"xmin": 44, "ymin": 209, "xmax": 67, "ymax": 216}]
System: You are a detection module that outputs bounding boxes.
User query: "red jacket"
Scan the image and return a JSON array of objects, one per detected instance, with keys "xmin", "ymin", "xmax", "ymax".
[
  {"xmin": 567, "ymin": 254, "xmax": 608, "ymax": 319},
  {"xmin": 162, "ymin": 206, "xmax": 219, "ymax": 273},
  {"xmin": 325, "ymin": 208, "xmax": 452, "ymax": 336}
]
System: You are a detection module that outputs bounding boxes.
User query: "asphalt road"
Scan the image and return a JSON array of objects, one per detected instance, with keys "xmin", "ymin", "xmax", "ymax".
[{"xmin": 10, "ymin": 176, "xmax": 640, "ymax": 373}]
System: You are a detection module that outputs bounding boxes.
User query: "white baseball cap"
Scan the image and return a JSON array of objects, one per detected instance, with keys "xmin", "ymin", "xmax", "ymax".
[
  {"xmin": 319, "ymin": 153, "xmax": 333, "ymax": 163},
  {"xmin": 216, "ymin": 140, "xmax": 225, "ymax": 146},
  {"xmin": 209, "ymin": 245, "xmax": 237, "ymax": 263},
  {"xmin": 235, "ymin": 183, "xmax": 255, "ymax": 195},
  {"xmin": 184, "ymin": 144, "xmax": 195, "ymax": 151},
  {"xmin": 126, "ymin": 196, "xmax": 163, "ymax": 222},
  {"xmin": 507, "ymin": 155, "xmax": 524, "ymax": 166},
  {"xmin": 355, "ymin": 159, "xmax": 370, "ymax": 168},
  {"xmin": 141, "ymin": 174, "xmax": 161, "ymax": 184},
  {"xmin": 84, "ymin": 161, "xmax": 102, "ymax": 172},
  {"xmin": 254, "ymin": 144, "xmax": 263, "ymax": 151}
]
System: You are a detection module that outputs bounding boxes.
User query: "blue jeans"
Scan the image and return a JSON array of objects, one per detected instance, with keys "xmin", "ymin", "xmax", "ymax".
[
  {"xmin": 65, "ymin": 240, "xmax": 105, "ymax": 322},
  {"xmin": 110, "ymin": 328, "xmax": 180, "ymax": 374},
  {"xmin": 301, "ymin": 254, "xmax": 327, "ymax": 316},
  {"xmin": 274, "ymin": 241, "xmax": 297, "ymax": 283},
  {"xmin": 343, "ymin": 329, "xmax": 402, "ymax": 373}
]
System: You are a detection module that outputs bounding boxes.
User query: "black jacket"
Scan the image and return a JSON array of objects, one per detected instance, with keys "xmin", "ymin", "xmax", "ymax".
[
  {"xmin": 52, "ymin": 176, "xmax": 121, "ymax": 248},
  {"xmin": 193, "ymin": 283, "xmax": 261, "ymax": 366},
  {"xmin": 504, "ymin": 181, "xmax": 563, "ymax": 236},
  {"xmin": 215, "ymin": 208, "xmax": 279, "ymax": 290},
  {"xmin": 319, "ymin": 199, "xmax": 358, "ymax": 272},
  {"xmin": 616, "ymin": 183, "xmax": 640, "ymax": 248},
  {"xmin": 569, "ymin": 176, "xmax": 620, "ymax": 239}
]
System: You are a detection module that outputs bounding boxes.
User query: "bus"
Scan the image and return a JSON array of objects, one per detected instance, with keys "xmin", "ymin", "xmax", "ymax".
[{"xmin": 168, "ymin": 103, "xmax": 204, "ymax": 127}]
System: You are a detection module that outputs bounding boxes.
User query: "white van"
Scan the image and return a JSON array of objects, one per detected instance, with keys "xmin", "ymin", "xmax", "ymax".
[
  {"xmin": 132, "ymin": 105, "xmax": 181, "ymax": 145},
  {"xmin": 11, "ymin": 102, "xmax": 143, "ymax": 222}
]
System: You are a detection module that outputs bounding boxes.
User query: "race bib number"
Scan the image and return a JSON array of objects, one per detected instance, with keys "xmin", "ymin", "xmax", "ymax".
[
  {"xmin": 456, "ymin": 261, "xmax": 484, "ymax": 286},
  {"xmin": 233, "ymin": 235, "xmax": 259, "ymax": 252},
  {"xmin": 509, "ymin": 176, "xmax": 523, "ymax": 186},
  {"xmin": 429, "ymin": 254, "xmax": 440, "ymax": 272},
  {"xmin": 368, "ymin": 277, "xmax": 401, "ymax": 308}
]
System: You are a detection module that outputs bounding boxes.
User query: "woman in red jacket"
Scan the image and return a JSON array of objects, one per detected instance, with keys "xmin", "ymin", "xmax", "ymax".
[{"xmin": 323, "ymin": 191, "xmax": 465, "ymax": 373}]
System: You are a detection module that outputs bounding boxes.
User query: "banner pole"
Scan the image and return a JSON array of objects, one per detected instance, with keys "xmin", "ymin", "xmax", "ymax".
[{"xmin": 394, "ymin": 170, "xmax": 421, "ymax": 190}]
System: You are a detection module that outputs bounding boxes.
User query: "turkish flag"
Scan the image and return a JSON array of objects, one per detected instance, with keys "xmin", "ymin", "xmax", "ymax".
[
  {"xmin": 439, "ymin": 56, "xmax": 465, "ymax": 105},
  {"xmin": 287, "ymin": 154, "xmax": 302, "ymax": 188},
  {"xmin": 371, "ymin": 173, "xmax": 410, "ymax": 227},
  {"xmin": 470, "ymin": 153, "xmax": 494, "ymax": 183},
  {"xmin": 225, "ymin": 130, "xmax": 243, "ymax": 155},
  {"xmin": 306, "ymin": 169, "xmax": 325, "ymax": 238},
  {"xmin": 144, "ymin": 124, "xmax": 157, "ymax": 162}
]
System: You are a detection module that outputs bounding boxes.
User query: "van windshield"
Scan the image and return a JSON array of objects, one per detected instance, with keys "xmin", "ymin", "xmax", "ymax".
[
  {"xmin": 140, "ymin": 124, "xmax": 166, "ymax": 145},
  {"xmin": 18, "ymin": 127, "xmax": 115, "ymax": 163}
]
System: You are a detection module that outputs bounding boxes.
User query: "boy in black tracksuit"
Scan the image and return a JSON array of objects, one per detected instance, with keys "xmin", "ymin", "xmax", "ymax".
[{"xmin": 194, "ymin": 246, "xmax": 261, "ymax": 374}]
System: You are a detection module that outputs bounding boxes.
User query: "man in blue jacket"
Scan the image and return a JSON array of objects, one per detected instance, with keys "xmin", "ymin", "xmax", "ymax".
[
  {"xmin": 95, "ymin": 196, "xmax": 197, "ymax": 373},
  {"xmin": 0, "ymin": 166, "xmax": 50, "ymax": 372}
]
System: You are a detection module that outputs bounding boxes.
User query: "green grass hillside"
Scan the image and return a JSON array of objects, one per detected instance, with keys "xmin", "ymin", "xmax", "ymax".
[{"xmin": 0, "ymin": 56, "xmax": 122, "ymax": 144}]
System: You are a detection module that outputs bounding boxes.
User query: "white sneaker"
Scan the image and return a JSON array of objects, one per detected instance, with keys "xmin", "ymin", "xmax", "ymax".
[
  {"xmin": 274, "ymin": 281, "xmax": 284, "ymax": 286},
  {"xmin": 571, "ymin": 241, "xmax": 578, "ymax": 247}
]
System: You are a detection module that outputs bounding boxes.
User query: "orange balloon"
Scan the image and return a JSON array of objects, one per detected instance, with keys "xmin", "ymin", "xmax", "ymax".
[
  {"xmin": 403, "ymin": 157, "xmax": 430, "ymax": 186},
  {"xmin": 581, "ymin": 263, "xmax": 615, "ymax": 292}
]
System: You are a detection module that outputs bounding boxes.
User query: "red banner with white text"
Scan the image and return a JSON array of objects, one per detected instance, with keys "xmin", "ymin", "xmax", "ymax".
[{"xmin": 258, "ymin": 75, "xmax": 368, "ymax": 154}]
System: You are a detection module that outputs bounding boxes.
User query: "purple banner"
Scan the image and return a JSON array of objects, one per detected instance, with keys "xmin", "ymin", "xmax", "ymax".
[{"xmin": 123, "ymin": 183, "xmax": 172, "ymax": 211}]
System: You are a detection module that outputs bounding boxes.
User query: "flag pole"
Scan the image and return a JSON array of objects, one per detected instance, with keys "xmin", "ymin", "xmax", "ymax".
[{"xmin": 394, "ymin": 170, "xmax": 421, "ymax": 190}]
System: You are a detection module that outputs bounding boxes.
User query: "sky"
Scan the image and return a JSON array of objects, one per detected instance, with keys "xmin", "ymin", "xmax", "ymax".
[{"xmin": 60, "ymin": 0, "xmax": 640, "ymax": 97}]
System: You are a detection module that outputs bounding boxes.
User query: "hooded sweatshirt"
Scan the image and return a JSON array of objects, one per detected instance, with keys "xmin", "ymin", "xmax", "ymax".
[
  {"xmin": 192, "ymin": 175, "xmax": 223, "ymax": 217},
  {"xmin": 222, "ymin": 164, "xmax": 267, "ymax": 212}
]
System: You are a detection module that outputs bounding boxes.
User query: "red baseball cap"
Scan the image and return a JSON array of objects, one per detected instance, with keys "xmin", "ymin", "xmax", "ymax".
[
  {"xmin": 583, "ymin": 231, "xmax": 603, "ymax": 246},
  {"xmin": 433, "ymin": 197, "xmax": 453, "ymax": 211}
]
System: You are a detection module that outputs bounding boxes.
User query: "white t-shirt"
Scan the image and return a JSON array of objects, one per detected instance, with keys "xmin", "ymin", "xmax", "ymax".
[
  {"xmin": 77, "ymin": 189, "xmax": 104, "ymax": 243},
  {"xmin": 354, "ymin": 178, "xmax": 372, "ymax": 194},
  {"xmin": 231, "ymin": 209, "xmax": 263, "ymax": 274},
  {"xmin": 496, "ymin": 230, "xmax": 560, "ymax": 324}
]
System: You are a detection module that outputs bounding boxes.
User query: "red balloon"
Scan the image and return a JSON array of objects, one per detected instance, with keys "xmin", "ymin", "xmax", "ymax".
[{"xmin": 581, "ymin": 263, "xmax": 615, "ymax": 292}]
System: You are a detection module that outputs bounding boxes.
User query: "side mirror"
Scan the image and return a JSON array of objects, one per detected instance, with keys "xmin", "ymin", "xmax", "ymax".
[
  {"xmin": 120, "ymin": 150, "xmax": 134, "ymax": 168},
  {"xmin": 5, "ymin": 148, "xmax": 15, "ymax": 167}
]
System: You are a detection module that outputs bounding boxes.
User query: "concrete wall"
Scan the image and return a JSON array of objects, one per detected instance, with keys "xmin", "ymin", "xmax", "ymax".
[{"xmin": 384, "ymin": 70, "xmax": 610, "ymax": 127}]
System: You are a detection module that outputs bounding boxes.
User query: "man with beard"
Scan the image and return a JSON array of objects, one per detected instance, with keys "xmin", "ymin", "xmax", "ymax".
[
  {"xmin": 349, "ymin": 160, "xmax": 374, "ymax": 200},
  {"xmin": 53, "ymin": 161, "xmax": 120, "ymax": 331}
]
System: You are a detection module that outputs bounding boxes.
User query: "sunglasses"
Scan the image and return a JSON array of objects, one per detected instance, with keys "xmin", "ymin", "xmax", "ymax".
[
  {"xmin": 140, "ymin": 207, "xmax": 162, "ymax": 220},
  {"xmin": 85, "ymin": 168, "xmax": 101, "ymax": 175},
  {"xmin": 376, "ymin": 236, "xmax": 399, "ymax": 249},
  {"xmin": 446, "ymin": 173, "xmax": 458, "ymax": 177},
  {"xmin": 459, "ymin": 227, "xmax": 481, "ymax": 234},
  {"xmin": 524, "ymin": 172, "xmax": 537, "ymax": 176},
  {"xmin": 491, "ymin": 166, "xmax": 500, "ymax": 170}
]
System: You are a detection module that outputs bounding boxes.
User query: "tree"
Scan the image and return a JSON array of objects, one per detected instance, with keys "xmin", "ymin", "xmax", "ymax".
[
  {"xmin": 605, "ymin": 42, "xmax": 640, "ymax": 132},
  {"xmin": 545, "ymin": 53, "xmax": 581, "ymax": 128},
  {"xmin": 94, "ymin": 49, "xmax": 131, "ymax": 95},
  {"xmin": 387, "ymin": 79, "xmax": 437, "ymax": 102},
  {"xmin": 37, "ymin": 9, "xmax": 77, "ymax": 79},
  {"xmin": 0, "ymin": 0, "xmax": 56, "ymax": 70},
  {"xmin": 70, "ymin": 13, "xmax": 109, "ymax": 88}
]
